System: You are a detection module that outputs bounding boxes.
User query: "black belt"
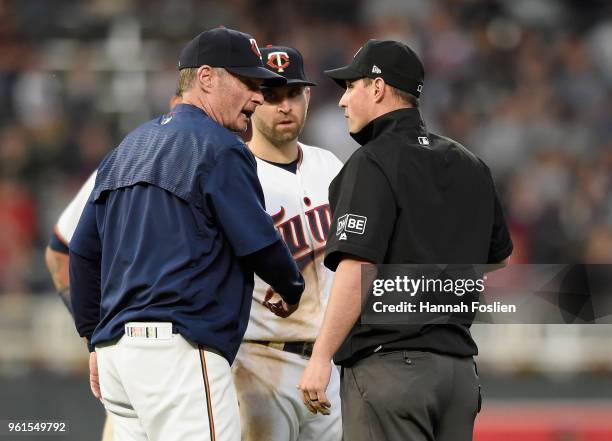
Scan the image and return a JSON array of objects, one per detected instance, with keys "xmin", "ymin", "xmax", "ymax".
[{"xmin": 247, "ymin": 340, "xmax": 314, "ymax": 358}]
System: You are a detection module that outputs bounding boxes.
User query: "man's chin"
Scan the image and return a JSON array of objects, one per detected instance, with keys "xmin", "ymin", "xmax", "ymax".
[
  {"xmin": 347, "ymin": 120, "xmax": 362, "ymax": 134},
  {"xmin": 271, "ymin": 130, "xmax": 299, "ymax": 144},
  {"xmin": 229, "ymin": 121, "xmax": 249, "ymax": 133}
]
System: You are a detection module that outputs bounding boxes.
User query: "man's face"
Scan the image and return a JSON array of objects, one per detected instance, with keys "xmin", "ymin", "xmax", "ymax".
[
  {"xmin": 252, "ymin": 85, "xmax": 310, "ymax": 145},
  {"xmin": 213, "ymin": 71, "xmax": 264, "ymax": 133},
  {"xmin": 339, "ymin": 78, "xmax": 373, "ymax": 133}
]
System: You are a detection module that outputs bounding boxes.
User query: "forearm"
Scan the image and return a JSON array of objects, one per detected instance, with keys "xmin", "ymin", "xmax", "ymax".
[
  {"xmin": 69, "ymin": 250, "xmax": 101, "ymax": 349},
  {"xmin": 44, "ymin": 246, "xmax": 72, "ymax": 312},
  {"xmin": 311, "ymin": 258, "xmax": 367, "ymax": 361},
  {"xmin": 243, "ymin": 239, "xmax": 305, "ymax": 305},
  {"xmin": 45, "ymin": 246, "xmax": 69, "ymax": 291}
]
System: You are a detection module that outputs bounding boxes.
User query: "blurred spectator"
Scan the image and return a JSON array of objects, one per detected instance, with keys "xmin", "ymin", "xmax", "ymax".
[{"xmin": 0, "ymin": 178, "xmax": 36, "ymax": 294}]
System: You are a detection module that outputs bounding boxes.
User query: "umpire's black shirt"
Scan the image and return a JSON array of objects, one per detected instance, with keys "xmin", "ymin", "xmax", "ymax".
[{"xmin": 324, "ymin": 107, "xmax": 513, "ymax": 366}]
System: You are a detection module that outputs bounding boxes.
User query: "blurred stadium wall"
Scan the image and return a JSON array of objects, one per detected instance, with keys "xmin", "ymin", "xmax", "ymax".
[{"xmin": 1, "ymin": 0, "xmax": 611, "ymax": 439}]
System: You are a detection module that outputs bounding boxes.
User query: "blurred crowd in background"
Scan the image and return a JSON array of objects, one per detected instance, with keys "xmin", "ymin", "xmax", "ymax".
[{"xmin": 1, "ymin": 0, "xmax": 612, "ymax": 295}]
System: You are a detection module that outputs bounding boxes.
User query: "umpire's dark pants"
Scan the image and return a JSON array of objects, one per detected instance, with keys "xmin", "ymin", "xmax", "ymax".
[{"xmin": 340, "ymin": 351, "xmax": 481, "ymax": 441}]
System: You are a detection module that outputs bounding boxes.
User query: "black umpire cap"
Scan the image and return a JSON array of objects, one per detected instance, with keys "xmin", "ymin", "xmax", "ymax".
[
  {"xmin": 178, "ymin": 28, "xmax": 286, "ymax": 87},
  {"xmin": 325, "ymin": 39, "xmax": 424, "ymax": 97},
  {"xmin": 259, "ymin": 45, "xmax": 317, "ymax": 86}
]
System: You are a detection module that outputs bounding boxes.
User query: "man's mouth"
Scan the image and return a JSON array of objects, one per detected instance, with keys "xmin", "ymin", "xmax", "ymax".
[{"xmin": 241, "ymin": 109, "xmax": 254, "ymax": 119}]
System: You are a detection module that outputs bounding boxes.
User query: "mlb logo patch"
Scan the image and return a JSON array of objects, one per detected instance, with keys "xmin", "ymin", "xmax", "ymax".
[
  {"xmin": 418, "ymin": 136, "xmax": 430, "ymax": 146},
  {"xmin": 337, "ymin": 213, "xmax": 367, "ymax": 237}
]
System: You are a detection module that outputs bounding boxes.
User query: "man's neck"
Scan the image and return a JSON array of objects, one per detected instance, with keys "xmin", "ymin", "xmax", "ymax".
[
  {"xmin": 248, "ymin": 129, "xmax": 299, "ymax": 163},
  {"xmin": 181, "ymin": 95, "xmax": 205, "ymax": 112},
  {"xmin": 369, "ymin": 102, "xmax": 413, "ymax": 123},
  {"xmin": 182, "ymin": 95, "xmax": 221, "ymax": 127}
]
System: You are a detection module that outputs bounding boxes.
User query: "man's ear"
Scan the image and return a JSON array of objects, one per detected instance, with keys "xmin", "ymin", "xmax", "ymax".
[
  {"xmin": 197, "ymin": 65, "xmax": 214, "ymax": 91},
  {"xmin": 373, "ymin": 77, "xmax": 386, "ymax": 103},
  {"xmin": 304, "ymin": 86, "xmax": 311, "ymax": 107}
]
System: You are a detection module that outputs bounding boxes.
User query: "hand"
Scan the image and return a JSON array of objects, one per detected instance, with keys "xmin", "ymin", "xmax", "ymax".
[
  {"xmin": 89, "ymin": 351, "xmax": 103, "ymax": 402},
  {"xmin": 298, "ymin": 355, "xmax": 332, "ymax": 415},
  {"xmin": 262, "ymin": 287, "xmax": 298, "ymax": 318}
]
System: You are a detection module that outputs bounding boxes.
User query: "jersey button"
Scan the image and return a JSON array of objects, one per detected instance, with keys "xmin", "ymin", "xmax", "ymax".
[{"xmin": 303, "ymin": 197, "xmax": 311, "ymax": 206}]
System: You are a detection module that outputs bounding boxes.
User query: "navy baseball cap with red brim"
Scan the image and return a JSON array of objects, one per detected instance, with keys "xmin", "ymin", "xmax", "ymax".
[
  {"xmin": 259, "ymin": 45, "xmax": 317, "ymax": 87},
  {"xmin": 178, "ymin": 28, "xmax": 286, "ymax": 87}
]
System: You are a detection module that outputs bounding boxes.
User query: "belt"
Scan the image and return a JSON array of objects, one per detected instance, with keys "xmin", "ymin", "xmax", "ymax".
[
  {"xmin": 123, "ymin": 322, "xmax": 225, "ymax": 359},
  {"xmin": 247, "ymin": 340, "xmax": 314, "ymax": 359},
  {"xmin": 125, "ymin": 322, "xmax": 173, "ymax": 339}
]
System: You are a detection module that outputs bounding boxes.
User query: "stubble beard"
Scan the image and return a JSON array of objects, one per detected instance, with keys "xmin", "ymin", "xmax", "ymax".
[{"xmin": 254, "ymin": 117, "xmax": 303, "ymax": 148}]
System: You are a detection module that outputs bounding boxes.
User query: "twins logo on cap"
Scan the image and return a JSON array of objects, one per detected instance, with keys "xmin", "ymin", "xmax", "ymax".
[
  {"xmin": 249, "ymin": 38, "xmax": 262, "ymax": 58},
  {"xmin": 259, "ymin": 44, "xmax": 317, "ymax": 86},
  {"xmin": 267, "ymin": 51, "xmax": 290, "ymax": 72},
  {"xmin": 177, "ymin": 28, "xmax": 285, "ymax": 87}
]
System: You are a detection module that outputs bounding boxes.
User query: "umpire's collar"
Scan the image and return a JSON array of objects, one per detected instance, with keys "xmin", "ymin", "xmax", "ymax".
[{"xmin": 350, "ymin": 107, "xmax": 426, "ymax": 146}]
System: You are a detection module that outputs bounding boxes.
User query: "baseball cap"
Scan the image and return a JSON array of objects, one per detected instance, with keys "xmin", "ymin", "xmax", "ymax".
[
  {"xmin": 178, "ymin": 28, "xmax": 286, "ymax": 87},
  {"xmin": 259, "ymin": 45, "xmax": 317, "ymax": 86},
  {"xmin": 324, "ymin": 39, "xmax": 424, "ymax": 97}
]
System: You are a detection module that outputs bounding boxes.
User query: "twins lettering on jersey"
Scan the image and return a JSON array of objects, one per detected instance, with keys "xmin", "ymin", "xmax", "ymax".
[{"xmin": 272, "ymin": 203, "xmax": 332, "ymax": 270}]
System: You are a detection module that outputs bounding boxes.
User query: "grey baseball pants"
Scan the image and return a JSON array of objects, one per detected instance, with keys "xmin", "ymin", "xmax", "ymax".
[{"xmin": 340, "ymin": 350, "xmax": 481, "ymax": 441}]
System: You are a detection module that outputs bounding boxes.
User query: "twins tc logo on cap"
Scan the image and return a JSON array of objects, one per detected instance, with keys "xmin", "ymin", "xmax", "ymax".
[
  {"xmin": 337, "ymin": 213, "xmax": 367, "ymax": 240},
  {"xmin": 249, "ymin": 38, "xmax": 262, "ymax": 58},
  {"xmin": 267, "ymin": 51, "xmax": 290, "ymax": 72}
]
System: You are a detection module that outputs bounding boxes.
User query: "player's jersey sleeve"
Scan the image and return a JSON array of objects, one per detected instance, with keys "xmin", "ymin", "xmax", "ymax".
[
  {"xmin": 205, "ymin": 144, "xmax": 281, "ymax": 257},
  {"xmin": 324, "ymin": 150, "xmax": 396, "ymax": 271},
  {"xmin": 326, "ymin": 150, "xmax": 344, "ymax": 175},
  {"xmin": 55, "ymin": 171, "xmax": 98, "ymax": 245}
]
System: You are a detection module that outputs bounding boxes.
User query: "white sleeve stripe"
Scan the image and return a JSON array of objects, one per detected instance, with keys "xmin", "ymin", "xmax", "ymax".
[{"xmin": 53, "ymin": 225, "xmax": 69, "ymax": 247}]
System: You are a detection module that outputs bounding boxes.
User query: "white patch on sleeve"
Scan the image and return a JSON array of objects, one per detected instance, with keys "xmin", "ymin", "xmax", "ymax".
[{"xmin": 336, "ymin": 213, "xmax": 367, "ymax": 238}]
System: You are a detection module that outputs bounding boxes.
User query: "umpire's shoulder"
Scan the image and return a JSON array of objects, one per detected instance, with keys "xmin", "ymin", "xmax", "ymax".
[
  {"xmin": 429, "ymin": 132, "xmax": 490, "ymax": 174},
  {"xmin": 334, "ymin": 146, "xmax": 384, "ymax": 183}
]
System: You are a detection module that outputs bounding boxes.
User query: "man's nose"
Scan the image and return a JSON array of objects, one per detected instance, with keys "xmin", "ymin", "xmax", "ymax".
[{"xmin": 278, "ymin": 98, "xmax": 291, "ymax": 113}]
